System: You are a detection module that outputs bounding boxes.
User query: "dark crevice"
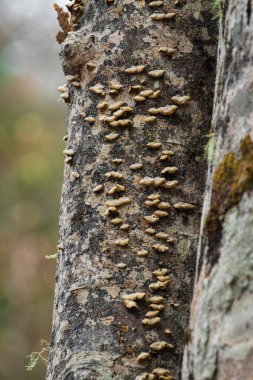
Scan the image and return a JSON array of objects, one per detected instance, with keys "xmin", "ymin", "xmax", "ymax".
[{"xmin": 247, "ymin": 0, "xmax": 252, "ymax": 25}]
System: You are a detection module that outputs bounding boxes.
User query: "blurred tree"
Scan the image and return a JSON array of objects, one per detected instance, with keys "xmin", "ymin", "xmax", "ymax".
[
  {"xmin": 183, "ymin": 1, "xmax": 253, "ymax": 379},
  {"xmin": 0, "ymin": 29, "xmax": 66, "ymax": 380}
]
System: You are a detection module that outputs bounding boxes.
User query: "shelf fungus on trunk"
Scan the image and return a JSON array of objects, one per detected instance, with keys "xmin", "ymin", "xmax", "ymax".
[{"xmin": 48, "ymin": 0, "xmax": 216, "ymax": 379}]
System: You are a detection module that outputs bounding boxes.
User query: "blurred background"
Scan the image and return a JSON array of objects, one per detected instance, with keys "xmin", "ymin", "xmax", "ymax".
[{"xmin": 0, "ymin": 1, "xmax": 68, "ymax": 378}]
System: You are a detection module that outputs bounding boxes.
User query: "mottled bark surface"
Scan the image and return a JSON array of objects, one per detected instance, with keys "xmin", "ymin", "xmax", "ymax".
[
  {"xmin": 47, "ymin": 1, "xmax": 216, "ymax": 379},
  {"xmin": 183, "ymin": 1, "xmax": 253, "ymax": 379}
]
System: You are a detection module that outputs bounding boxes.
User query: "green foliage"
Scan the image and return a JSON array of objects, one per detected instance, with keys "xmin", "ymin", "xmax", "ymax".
[
  {"xmin": 204, "ymin": 133, "xmax": 217, "ymax": 163},
  {"xmin": 211, "ymin": 0, "xmax": 223, "ymax": 19},
  {"xmin": 26, "ymin": 340, "xmax": 50, "ymax": 372}
]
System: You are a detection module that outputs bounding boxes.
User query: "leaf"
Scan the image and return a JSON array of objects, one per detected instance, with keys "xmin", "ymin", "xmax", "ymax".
[
  {"xmin": 56, "ymin": 31, "xmax": 68, "ymax": 44},
  {"xmin": 53, "ymin": 3, "xmax": 72, "ymax": 43}
]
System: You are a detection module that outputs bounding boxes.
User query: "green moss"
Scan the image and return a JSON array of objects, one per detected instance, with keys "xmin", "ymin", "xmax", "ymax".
[{"xmin": 205, "ymin": 135, "xmax": 253, "ymax": 264}]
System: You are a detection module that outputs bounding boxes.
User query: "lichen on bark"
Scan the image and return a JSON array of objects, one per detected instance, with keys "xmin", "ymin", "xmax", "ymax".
[{"xmin": 204, "ymin": 135, "xmax": 253, "ymax": 266}]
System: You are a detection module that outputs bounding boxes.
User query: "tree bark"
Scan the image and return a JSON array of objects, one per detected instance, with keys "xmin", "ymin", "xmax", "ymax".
[
  {"xmin": 47, "ymin": 1, "xmax": 216, "ymax": 379},
  {"xmin": 183, "ymin": 1, "xmax": 253, "ymax": 379}
]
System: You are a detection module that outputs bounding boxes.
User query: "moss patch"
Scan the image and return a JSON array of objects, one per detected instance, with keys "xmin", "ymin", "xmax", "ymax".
[{"xmin": 204, "ymin": 135, "xmax": 253, "ymax": 266}]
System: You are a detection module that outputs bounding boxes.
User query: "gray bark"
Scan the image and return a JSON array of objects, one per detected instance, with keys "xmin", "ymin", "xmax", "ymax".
[
  {"xmin": 183, "ymin": 1, "xmax": 253, "ymax": 379},
  {"xmin": 47, "ymin": 1, "xmax": 216, "ymax": 379}
]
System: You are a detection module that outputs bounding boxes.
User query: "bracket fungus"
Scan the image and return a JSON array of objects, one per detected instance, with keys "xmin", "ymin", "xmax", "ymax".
[
  {"xmin": 137, "ymin": 352, "xmax": 151, "ymax": 362},
  {"xmin": 146, "ymin": 142, "xmax": 162, "ymax": 149},
  {"xmin": 125, "ymin": 65, "xmax": 145, "ymax": 74},
  {"xmin": 89, "ymin": 84, "xmax": 105, "ymax": 96},
  {"xmin": 149, "ymin": 341, "xmax": 174, "ymax": 352},
  {"xmin": 149, "ymin": 295, "xmax": 164, "ymax": 304},
  {"xmin": 149, "ymin": 0, "xmax": 164, "ymax": 7},
  {"xmin": 111, "ymin": 218, "xmax": 123, "ymax": 225},
  {"xmin": 159, "ymin": 47, "xmax": 177, "ymax": 56},
  {"xmin": 108, "ymin": 101, "xmax": 124, "ymax": 111},
  {"xmin": 145, "ymin": 310, "xmax": 160, "ymax": 318},
  {"xmin": 154, "ymin": 210, "xmax": 169, "ymax": 218},
  {"xmin": 173, "ymin": 202, "xmax": 194, "ymax": 209},
  {"xmin": 107, "ymin": 184, "xmax": 125, "ymax": 195},
  {"xmin": 144, "ymin": 215, "xmax": 160, "ymax": 224},
  {"xmin": 105, "ymin": 197, "xmax": 132, "ymax": 207},
  {"xmin": 104, "ymin": 171, "xmax": 124, "ymax": 179},
  {"xmin": 153, "ymin": 268, "xmax": 168, "ymax": 277},
  {"xmin": 148, "ymin": 70, "xmax": 165, "ymax": 78},
  {"xmin": 141, "ymin": 317, "xmax": 161, "ymax": 327},
  {"xmin": 114, "ymin": 238, "xmax": 129, "ymax": 247},
  {"xmin": 149, "ymin": 281, "xmax": 170, "ymax": 291},
  {"xmin": 152, "ymin": 243, "xmax": 170, "ymax": 252},
  {"xmin": 150, "ymin": 13, "xmax": 176, "ymax": 21},
  {"xmin": 105, "ymin": 133, "xmax": 119, "ymax": 142},
  {"xmin": 171, "ymin": 95, "xmax": 190, "ymax": 105}
]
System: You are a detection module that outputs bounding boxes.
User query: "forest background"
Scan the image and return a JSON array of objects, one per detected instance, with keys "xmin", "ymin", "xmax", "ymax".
[{"xmin": 0, "ymin": 1, "xmax": 67, "ymax": 379}]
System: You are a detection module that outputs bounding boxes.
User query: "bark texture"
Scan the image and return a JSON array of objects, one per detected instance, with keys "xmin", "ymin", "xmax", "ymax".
[
  {"xmin": 183, "ymin": 1, "xmax": 253, "ymax": 379},
  {"xmin": 47, "ymin": 1, "xmax": 216, "ymax": 379}
]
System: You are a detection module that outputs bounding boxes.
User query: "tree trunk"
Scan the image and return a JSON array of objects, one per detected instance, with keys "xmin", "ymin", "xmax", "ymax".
[
  {"xmin": 182, "ymin": 1, "xmax": 253, "ymax": 379},
  {"xmin": 47, "ymin": 1, "xmax": 216, "ymax": 379}
]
